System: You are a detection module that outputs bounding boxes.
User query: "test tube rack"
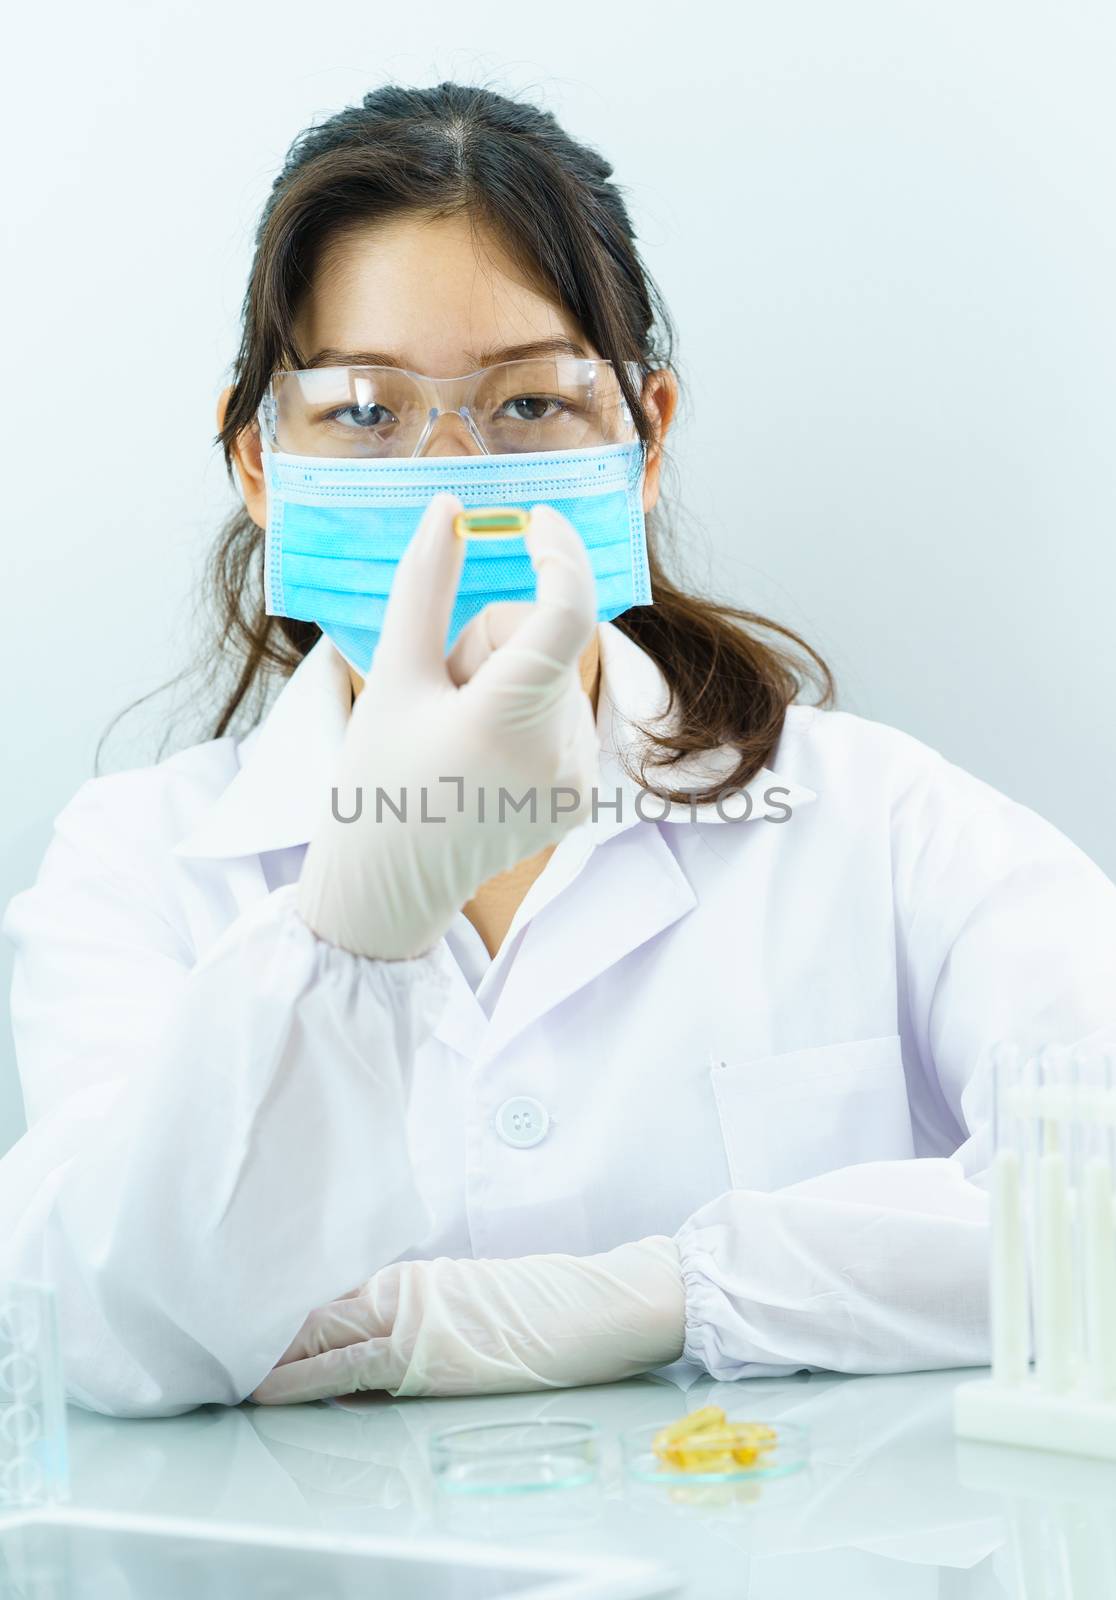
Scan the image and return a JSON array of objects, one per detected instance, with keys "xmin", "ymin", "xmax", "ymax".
[{"xmin": 954, "ymin": 1045, "xmax": 1116, "ymax": 1460}]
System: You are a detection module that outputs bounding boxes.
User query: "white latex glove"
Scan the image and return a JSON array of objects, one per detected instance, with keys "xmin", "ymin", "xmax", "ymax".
[
  {"xmin": 248, "ymin": 1237, "xmax": 687, "ymax": 1404},
  {"xmin": 297, "ymin": 491, "xmax": 601, "ymax": 960}
]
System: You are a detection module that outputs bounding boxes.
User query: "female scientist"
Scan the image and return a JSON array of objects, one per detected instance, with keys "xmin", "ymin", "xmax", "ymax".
[{"xmin": 3, "ymin": 83, "xmax": 1115, "ymax": 1418}]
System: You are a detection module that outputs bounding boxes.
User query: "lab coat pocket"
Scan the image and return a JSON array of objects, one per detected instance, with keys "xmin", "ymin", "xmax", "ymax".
[{"xmin": 710, "ymin": 1034, "xmax": 915, "ymax": 1192}]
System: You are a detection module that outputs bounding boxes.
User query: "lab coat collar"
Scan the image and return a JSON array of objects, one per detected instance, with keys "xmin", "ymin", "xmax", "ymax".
[
  {"xmin": 173, "ymin": 621, "xmax": 816, "ymax": 861},
  {"xmin": 173, "ymin": 635, "xmax": 354, "ymax": 860}
]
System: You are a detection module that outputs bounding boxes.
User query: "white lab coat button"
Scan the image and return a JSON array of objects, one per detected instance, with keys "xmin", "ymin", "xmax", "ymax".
[{"xmin": 495, "ymin": 1096, "xmax": 550, "ymax": 1148}]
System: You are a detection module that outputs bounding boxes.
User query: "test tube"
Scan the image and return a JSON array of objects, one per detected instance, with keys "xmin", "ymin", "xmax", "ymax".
[
  {"xmin": 1035, "ymin": 1046, "xmax": 1076, "ymax": 1394},
  {"xmin": 990, "ymin": 1042, "xmax": 1029, "ymax": 1385},
  {"xmin": 1080, "ymin": 1050, "xmax": 1116, "ymax": 1400},
  {"xmin": 1064, "ymin": 1045, "xmax": 1087, "ymax": 1388}
]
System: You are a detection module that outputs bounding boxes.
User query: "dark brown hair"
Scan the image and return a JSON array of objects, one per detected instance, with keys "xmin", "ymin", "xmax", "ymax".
[{"xmin": 116, "ymin": 81, "xmax": 833, "ymax": 798}]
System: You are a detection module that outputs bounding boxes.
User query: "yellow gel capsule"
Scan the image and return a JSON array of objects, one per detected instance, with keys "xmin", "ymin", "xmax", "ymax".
[
  {"xmin": 678, "ymin": 1448, "xmax": 738, "ymax": 1473},
  {"xmin": 452, "ymin": 507, "xmax": 531, "ymax": 539},
  {"xmin": 727, "ymin": 1426, "xmax": 777, "ymax": 1467},
  {"xmin": 731, "ymin": 1443, "xmax": 768, "ymax": 1467},
  {"xmin": 674, "ymin": 1440, "xmax": 751, "ymax": 1465},
  {"xmin": 652, "ymin": 1406, "xmax": 727, "ymax": 1450},
  {"xmin": 658, "ymin": 1421, "xmax": 773, "ymax": 1455},
  {"xmin": 654, "ymin": 1419, "xmax": 780, "ymax": 1473},
  {"xmin": 679, "ymin": 1432, "xmax": 764, "ymax": 1463}
]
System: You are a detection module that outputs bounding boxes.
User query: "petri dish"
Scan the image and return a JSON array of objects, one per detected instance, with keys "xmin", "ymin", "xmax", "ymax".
[
  {"xmin": 430, "ymin": 1418, "xmax": 600, "ymax": 1495},
  {"xmin": 621, "ymin": 1417, "xmax": 808, "ymax": 1485}
]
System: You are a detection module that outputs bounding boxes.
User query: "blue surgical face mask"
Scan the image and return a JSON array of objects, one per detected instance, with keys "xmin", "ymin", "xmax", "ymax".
[{"xmin": 259, "ymin": 440, "xmax": 653, "ymax": 675}]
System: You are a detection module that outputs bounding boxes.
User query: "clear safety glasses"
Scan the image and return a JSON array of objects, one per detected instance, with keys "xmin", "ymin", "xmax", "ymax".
[{"xmin": 257, "ymin": 356, "xmax": 643, "ymax": 459}]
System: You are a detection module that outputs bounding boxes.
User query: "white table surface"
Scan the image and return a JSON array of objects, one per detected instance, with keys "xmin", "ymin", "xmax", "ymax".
[{"xmin": 51, "ymin": 1365, "xmax": 1116, "ymax": 1598}]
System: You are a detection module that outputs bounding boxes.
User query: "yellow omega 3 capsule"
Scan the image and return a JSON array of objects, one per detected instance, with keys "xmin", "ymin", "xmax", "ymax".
[
  {"xmin": 665, "ymin": 1446, "xmax": 725, "ymax": 1465},
  {"xmin": 680, "ymin": 1430, "xmax": 762, "ymax": 1469},
  {"xmin": 728, "ymin": 1423, "xmax": 778, "ymax": 1466},
  {"xmin": 652, "ymin": 1406, "xmax": 727, "ymax": 1452},
  {"xmin": 452, "ymin": 507, "xmax": 531, "ymax": 539},
  {"xmin": 654, "ymin": 1416, "xmax": 781, "ymax": 1474},
  {"xmin": 722, "ymin": 1433, "xmax": 773, "ymax": 1459}
]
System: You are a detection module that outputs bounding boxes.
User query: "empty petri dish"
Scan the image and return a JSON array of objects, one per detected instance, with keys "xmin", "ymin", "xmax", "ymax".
[
  {"xmin": 430, "ymin": 1418, "xmax": 600, "ymax": 1495},
  {"xmin": 621, "ymin": 1417, "xmax": 808, "ymax": 1484}
]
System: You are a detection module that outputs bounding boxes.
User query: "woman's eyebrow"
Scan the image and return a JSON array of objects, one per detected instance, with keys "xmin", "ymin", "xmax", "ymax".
[{"xmin": 303, "ymin": 336, "xmax": 589, "ymax": 370}]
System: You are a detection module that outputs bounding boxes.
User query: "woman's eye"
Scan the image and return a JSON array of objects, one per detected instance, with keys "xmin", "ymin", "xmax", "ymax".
[
  {"xmin": 502, "ymin": 395, "xmax": 564, "ymax": 422},
  {"xmin": 324, "ymin": 403, "xmax": 397, "ymax": 429}
]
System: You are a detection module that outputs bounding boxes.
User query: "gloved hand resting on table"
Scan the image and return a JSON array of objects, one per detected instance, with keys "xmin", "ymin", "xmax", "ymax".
[
  {"xmin": 296, "ymin": 489, "xmax": 602, "ymax": 961},
  {"xmin": 248, "ymin": 1238, "xmax": 687, "ymax": 1404}
]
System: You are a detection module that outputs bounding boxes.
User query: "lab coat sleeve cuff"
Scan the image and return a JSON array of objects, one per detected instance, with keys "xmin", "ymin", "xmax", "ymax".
[
  {"xmin": 672, "ymin": 1206, "xmax": 822, "ymax": 1382},
  {"xmin": 205, "ymin": 882, "xmax": 455, "ymax": 1057},
  {"xmin": 674, "ymin": 1213, "xmax": 736, "ymax": 1378},
  {"xmin": 672, "ymin": 1162, "xmax": 993, "ymax": 1382}
]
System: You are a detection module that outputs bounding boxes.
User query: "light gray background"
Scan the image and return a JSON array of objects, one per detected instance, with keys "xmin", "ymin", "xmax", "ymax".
[{"xmin": 3, "ymin": 0, "xmax": 1114, "ymax": 1155}]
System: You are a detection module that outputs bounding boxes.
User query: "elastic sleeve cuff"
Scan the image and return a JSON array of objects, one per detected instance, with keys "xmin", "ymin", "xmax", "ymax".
[
  {"xmin": 282, "ymin": 884, "xmax": 455, "ymax": 1065},
  {"xmin": 206, "ymin": 881, "xmax": 454, "ymax": 1019},
  {"xmin": 673, "ymin": 1216, "xmax": 723, "ymax": 1373},
  {"xmin": 672, "ymin": 1213, "xmax": 799, "ymax": 1381}
]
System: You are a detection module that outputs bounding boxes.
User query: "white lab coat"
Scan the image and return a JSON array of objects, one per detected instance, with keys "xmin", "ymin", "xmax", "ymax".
[{"xmin": 2, "ymin": 622, "xmax": 1114, "ymax": 1417}]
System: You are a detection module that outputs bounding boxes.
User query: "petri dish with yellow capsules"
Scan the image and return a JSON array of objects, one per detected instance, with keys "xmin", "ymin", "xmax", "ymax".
[{"xmin": 621, "ymin": 1406, "xmax": 808, "ymax": 1484}]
